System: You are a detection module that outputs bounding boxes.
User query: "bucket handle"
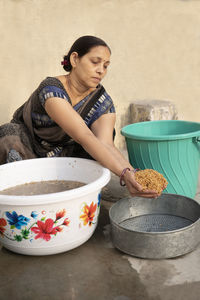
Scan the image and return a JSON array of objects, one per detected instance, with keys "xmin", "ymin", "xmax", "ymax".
[{"xmin": 194, "ymin": 137, "xmax": 200, "ymax": 142}]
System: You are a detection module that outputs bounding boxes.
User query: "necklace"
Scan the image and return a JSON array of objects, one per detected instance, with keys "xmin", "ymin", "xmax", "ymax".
[{"xmin": 65, "ymin": 75, "xmax": 93, "ymax": 105}]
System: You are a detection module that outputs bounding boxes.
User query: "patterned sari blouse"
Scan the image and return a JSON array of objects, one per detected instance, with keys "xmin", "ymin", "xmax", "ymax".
[
  {"xmin": 32, "ymin": 77, "xmax": 115, "ymax": 129},
  {"xmin": 11, "ymin": 77, "xmax": 116, "ymax": 158}
]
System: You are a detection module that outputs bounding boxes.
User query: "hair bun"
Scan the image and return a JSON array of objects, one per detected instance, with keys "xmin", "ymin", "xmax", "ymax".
[{"xmin": 61, "ymin": 55, "xmax": 71, "ymax": 72}]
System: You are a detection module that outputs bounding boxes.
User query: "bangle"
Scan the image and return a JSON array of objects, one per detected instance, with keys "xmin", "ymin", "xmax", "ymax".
[
  {"xmin": 120, "ymin": 168, "xmax": 130, "ymax": 186},
  {"xmin": 131, "ymin": 168, "xmax": 140, "ymax": 173}
]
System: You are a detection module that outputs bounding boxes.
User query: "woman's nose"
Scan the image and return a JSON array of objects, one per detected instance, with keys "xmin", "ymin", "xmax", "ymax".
[{"xmin": 97, "ymin": 64, "xmax": 104, "ymax": 74}]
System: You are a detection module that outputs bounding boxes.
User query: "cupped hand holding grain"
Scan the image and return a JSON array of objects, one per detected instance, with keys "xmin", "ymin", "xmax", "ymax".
[
  {"xmin": 134, "ymin": 169, "xmax": 168, "ymax": 196},
  {"xmin": 123, "ymin": 169, "xmax": 160, "ymax": 198},
  {"xmin": 122, "ymin": 168, "xmax": 168, "ymax": 198}
]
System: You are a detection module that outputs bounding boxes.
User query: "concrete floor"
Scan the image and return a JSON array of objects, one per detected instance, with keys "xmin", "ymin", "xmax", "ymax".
[{"xmin": 0, "ymin": 170, "xmax": 200, "ymax": 300}]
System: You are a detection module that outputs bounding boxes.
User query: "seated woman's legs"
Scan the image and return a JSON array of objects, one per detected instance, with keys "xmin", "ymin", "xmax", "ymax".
[{"xmin": 0, "ymin": 123, "xmax": 36, "ymax": 165}]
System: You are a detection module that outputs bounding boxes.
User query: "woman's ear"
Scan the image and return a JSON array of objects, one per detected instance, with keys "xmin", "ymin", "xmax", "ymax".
[{"xmin": 70, "ymin": 52, "xmax": 79, "ymax": 68}]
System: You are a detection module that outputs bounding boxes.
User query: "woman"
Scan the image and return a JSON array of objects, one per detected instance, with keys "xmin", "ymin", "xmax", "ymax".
[{"xmin": 0, "ymin": 35, "xmax": 158, "ymax": 198}]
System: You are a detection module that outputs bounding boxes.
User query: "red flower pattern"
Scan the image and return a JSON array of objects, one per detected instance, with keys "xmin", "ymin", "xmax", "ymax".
[
  {"xmin": 0, "ymin": 218, "xmax": 7, "ymax": 236},
  {"xmin": 56, "ymin": 226, "xmax": 63, "ymax": 232},
  {"xmin": 56, "ymin": 209, "xmax": 66, "ymax": 221},
  {"xmin": 31, "ymin": 218, "xmax": 59, "ymax": 241},
  {"xmin": 62, "ymin": 218, "xmax": 70, "ymax": 226}
]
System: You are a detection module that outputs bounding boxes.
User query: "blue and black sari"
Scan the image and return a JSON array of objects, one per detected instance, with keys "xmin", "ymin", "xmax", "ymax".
[{"xmin": 0, "ymin": 77, "xmax": 115, "ymax": 164}]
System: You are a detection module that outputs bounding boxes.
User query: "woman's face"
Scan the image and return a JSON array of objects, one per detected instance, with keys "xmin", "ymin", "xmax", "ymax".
[{"xmin": 71, "ymin": 46, "xmax": 111, "ymax": 88}]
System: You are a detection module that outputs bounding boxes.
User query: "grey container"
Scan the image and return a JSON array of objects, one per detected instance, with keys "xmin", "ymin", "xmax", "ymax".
[{"xmin": 109, "ymin": 194, "xmax": 200, "ymax": 259}]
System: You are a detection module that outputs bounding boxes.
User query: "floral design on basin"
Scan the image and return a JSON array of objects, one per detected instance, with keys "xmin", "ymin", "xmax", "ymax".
[
  {"xmin": 0, "ymin": 218, "xmax": 7, "ymax": 235},
  {"xmin": 79, "ymin": 193, "xmax": 101, "ymax": 227},
  {"xmin": 0, "ymin": 194, "xmax": 101, "ymax": 243},
  {"xmin": 0, "ymin": 208, "xmax": 70, "ymax": 242},
  {"xmin": 80, "ymin": 202, "xmax": 97, "ymax": 226}
]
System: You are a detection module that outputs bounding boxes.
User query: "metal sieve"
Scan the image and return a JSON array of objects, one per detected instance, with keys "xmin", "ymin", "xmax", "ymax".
[
  {"xmin": 109, "ymin": 194, "xmax": 200, "ymax": 259},
  {"xmin": 119, "ymin": 214, "xmax": 193, "ymax": 233}
]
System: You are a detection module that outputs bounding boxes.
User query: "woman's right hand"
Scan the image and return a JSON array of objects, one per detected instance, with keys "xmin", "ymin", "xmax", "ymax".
[{"xmin": 122, "ymin": 169, "xmax": 159, "ymax": 198}]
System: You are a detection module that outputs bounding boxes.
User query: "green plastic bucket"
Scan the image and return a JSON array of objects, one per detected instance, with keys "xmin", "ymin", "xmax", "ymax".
[{"xmin": 121, "ymin": 120, "xmax": 200, "ymax": 198}]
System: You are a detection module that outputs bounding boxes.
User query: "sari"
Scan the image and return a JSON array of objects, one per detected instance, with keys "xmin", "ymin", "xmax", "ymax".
[{"xmin": 0, "ymin": 77, "xmax": 115, "ymax": 164}]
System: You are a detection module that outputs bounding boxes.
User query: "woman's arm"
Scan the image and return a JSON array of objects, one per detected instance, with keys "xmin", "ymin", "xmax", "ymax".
[
  {"xmin": 44, "ymin": 98, "xmax": 158, "ymax": 197},
  {"xmin": 44, "ymin": 98, "xmax": 128, "ymax": 175},
  {"xmin": 91, "ymin": 113, "xmax": 159, "ymax": 198}
]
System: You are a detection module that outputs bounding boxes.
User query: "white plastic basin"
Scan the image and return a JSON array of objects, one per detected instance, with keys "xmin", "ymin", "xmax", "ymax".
[{"xmin": 0, "ymin": 157, "xmax": 110, "ymax": 255}]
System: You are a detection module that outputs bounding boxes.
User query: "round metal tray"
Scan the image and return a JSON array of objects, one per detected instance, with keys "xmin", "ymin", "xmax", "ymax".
[{"xmin": 109, "ymin": 193, "xmax": 200, "ymax": 259}]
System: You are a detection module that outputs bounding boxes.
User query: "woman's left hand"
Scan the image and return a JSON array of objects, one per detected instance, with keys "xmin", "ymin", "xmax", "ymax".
[{"xmin": 122, "ymin": 169, "xmax": 159, "ymax": 198}]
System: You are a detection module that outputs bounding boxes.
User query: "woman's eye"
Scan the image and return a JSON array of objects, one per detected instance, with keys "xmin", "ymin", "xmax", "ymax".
[{"xmin": 92, "ymin": 61, "xmax": 98, "ymax": 64}]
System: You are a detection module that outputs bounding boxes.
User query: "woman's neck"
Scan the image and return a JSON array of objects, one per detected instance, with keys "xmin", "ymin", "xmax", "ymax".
[{"xmin": 65, "ymin": 74, "xmax": 94, "ymax": 105}]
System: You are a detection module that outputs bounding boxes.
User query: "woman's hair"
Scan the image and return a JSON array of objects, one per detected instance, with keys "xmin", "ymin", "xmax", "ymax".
[{"xmin": 62, "ymin": 35, "xmax": 111, "ymax": 72}]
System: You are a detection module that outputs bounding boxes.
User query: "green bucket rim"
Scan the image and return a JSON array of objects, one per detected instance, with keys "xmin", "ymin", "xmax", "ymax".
[{"xmin": 121, "ymin": 120, "xmax": 200, "ymax": 141}]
